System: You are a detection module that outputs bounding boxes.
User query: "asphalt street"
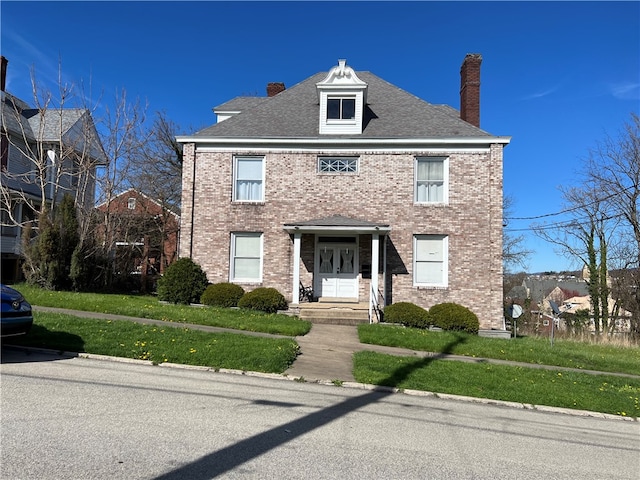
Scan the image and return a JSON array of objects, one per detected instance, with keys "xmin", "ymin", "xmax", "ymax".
[{"xmin": 2, "ymin": 348, "xmax": 639, "ymax": 480}]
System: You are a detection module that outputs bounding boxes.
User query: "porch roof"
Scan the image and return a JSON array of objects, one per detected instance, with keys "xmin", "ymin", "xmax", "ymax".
[{"xmin": 283, "ymin": 214, "xmax": 391, "ymax": 234}]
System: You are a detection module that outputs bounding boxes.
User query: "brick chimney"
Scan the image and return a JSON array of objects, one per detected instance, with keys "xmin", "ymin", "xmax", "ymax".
[
  {"xmin": 266, "ymin": 82, "xmax": 285, "ymax": 97},
  {"xmin": 459, "ymin": 53, "xmax": 482, "ymax": 127},
  {"xmin": 1, "ymin": 56, "xmax": 7, "ymax": 92}
]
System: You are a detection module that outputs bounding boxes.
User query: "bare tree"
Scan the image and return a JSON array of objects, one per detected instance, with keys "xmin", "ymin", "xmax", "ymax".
[
  {"xmin": 1, "ymin": 60, "xmax": 106, "ymax": 286},
  {"xmin": 131, "ymin": 111, "xmax": 183, "ymax": 208},
  {"xmin": 89, "ymin": 90, "xmax": 150, "ymax": 287},
  {"xmin": 502, "ymin": 194, "xmax": 531, "ymax": 273},
  {"xmin": 533, "ymin": 184, "xmax": 615, "ymax": 333},
  {"xmin": 533, "ymin": 113, "xmax": 640, "ymax": 336},
  {"xmin": 126, "ymin": 111, "xmax": 183, "ymax": 274},
  {"xmin": 585, "ymin": 113, "xmax": 640, "ymax": 334}
]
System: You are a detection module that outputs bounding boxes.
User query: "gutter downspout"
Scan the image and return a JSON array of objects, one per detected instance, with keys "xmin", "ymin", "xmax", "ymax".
[{"xmin": 189, "ymin": 145, "xmax": 196, "ymax": 258}]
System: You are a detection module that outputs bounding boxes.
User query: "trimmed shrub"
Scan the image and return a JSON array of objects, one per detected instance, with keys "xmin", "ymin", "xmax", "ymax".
[
  {"xmin": 238, "ymin": 287, "xmax": 288, "ymax": 314},
  {"xmin": 383, "ymin": 302, "xmax": 431, "ymax": 329},
  {"xmin": 201, "ymin": 282, "xmax": 245, "ymax": 307},
  {"xmin": 157, "ymin": 258, "xmax": 209, "ymax": 304},
  {"xmin": 429, "ymin": 302, "xmax": 479, "ymax": 334}
]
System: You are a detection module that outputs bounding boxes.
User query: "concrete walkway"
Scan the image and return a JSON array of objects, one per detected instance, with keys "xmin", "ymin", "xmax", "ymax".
[{"xmin": 31, "ymin": 306, "xmax": 640, "ymax": 382}]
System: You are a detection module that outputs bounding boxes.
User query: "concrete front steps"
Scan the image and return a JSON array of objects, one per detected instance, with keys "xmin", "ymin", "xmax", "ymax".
[{"xmin": 297, "ymin": 298, "xmax": 371, "ymax": 325}]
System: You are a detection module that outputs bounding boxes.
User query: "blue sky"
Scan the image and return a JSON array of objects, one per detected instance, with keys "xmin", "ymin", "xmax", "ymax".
[{"xmin": 2, "ymin": 1, "xmax": 638, "ymax": 273}]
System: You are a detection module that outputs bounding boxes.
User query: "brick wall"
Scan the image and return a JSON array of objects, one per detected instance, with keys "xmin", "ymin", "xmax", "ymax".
[{"xmin": 180, "ymin": 145, "xmax": 505, "ymax": 329}]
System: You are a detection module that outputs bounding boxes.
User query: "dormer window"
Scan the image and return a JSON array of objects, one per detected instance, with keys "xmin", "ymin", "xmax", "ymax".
[
  {"xmin": 317, "ymin": 60, "xmax": 367, "ymax": 135},
  {"xmin": 327, "ymin": 98, "xmax": 355, "ymax": 120}
]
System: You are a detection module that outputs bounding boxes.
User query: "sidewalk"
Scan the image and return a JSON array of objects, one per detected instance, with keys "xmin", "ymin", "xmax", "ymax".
[{"xmin": 31, "ymin": 306, "xmax": 640, "ymax": 382}]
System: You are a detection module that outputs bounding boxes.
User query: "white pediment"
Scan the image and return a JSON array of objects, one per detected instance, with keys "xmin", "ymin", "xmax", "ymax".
[{"xmin": 316, "ymin": 59, "xmax": 367, "ymax": 88}]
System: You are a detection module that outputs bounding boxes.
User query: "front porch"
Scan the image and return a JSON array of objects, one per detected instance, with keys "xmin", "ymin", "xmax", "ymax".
[{"xmin": 283, "ymin": 215, "xmax": 391, "ymax": 325}]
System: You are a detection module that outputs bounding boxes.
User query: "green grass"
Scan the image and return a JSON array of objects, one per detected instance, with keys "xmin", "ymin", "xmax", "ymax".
[
  {"xmin": 353, "ymin": 351, "xmax": 640, "ymax": 418},
  {"xmin": 8, "ymin": 284, "xmax": 640, "ymax": 417},
  {"xmin": 12, "ymin": 283, "xmax": 311, "ymax": 337},
  {"xmin": 8, "ymin": 312, "xmax": 299, "ymax": 374},
  {"xmin": 358, "ymin": 324, "xmax": 640, "ymax": 376}
]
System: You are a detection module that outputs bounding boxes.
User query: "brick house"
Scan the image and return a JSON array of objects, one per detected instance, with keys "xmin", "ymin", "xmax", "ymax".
[
  {"xmin": 177, "ymin": 55, "xmax": 511, "ymax": 328},
  {"xmin": 96, "ymin": 188, "xmax": 179, "ymax": 282}
]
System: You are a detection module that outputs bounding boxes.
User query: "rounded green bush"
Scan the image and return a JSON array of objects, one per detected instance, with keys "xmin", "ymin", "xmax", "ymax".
[
  {"xmin": 200, "ymin": 282, "xmax": 245, "ymax": 307},
  {"xmin": 157, "ymin": 258, "xmax": 209, "ymax": 305},
  {"xmin": 238, "ymin": 287, "xmax": 288, "ymax": 314},
  {"xmin": 429, "ymin": 302, "xmax": 479, "ymax": 334},
  {"xmin": 383, "ymin": 302, "xmax": 431, "ymax": 329}
]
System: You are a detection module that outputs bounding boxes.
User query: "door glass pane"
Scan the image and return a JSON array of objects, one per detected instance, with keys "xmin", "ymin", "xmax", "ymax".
[
  {"xmin": 340, "ymin": 248, "xmax": 354, "ymax": 274},
  {"xmin": 320, "ymin": 248, "xmax": 333, "ymax": 273}
]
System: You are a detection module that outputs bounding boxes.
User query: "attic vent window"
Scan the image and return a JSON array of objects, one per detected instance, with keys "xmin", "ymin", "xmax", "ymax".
[
  {"xmin": 318, "ymin": 157, "xmax": 358, "ymax": 174},
  {"xmin": 327, "ymin": 98, "xmax": 355, "ymax": 120},
  {"xmin": 128, "ymin": 198, "xmax": 136, "ymax": 210}
]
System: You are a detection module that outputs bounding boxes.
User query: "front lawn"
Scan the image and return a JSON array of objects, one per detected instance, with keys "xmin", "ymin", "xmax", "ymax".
[
  {"xmin": 12, "ymin": 283, "xmax": 311, "ymax": 337},
  {"xmin": 358, "ymin": 324, "xmax": 640, "ymax": 376},
  {"xmin": 353, "ymin": 351, "xmax": 640, "ymax": 417},
  {"xmin": 8, "ymin": 312, "xmax": 299, "ymax": 374}
]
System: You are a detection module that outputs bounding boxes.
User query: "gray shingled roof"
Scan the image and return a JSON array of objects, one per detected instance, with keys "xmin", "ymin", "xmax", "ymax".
[
  {"xmin": 2, "ymin": 94, "xmax": 106, "ymax": 163},
  {"xmin": 195, "ymin": 71, "xmax": 494, "ymax": 139},
  {"xmin": 214, "ymin": 96, "xmax": 266, "ymax": 112},
  {"xmin": 284, "ymin": 214, "xmax": 389, "ymax": 228}
]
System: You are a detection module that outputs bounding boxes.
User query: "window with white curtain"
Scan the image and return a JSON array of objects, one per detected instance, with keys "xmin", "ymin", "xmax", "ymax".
[
  {"xmin": 415, "ymin": 157, "xmax": 448, "ymax": 203},
  {"xmin": 234, "ymin": 156, "xmax": 264, "ymax": 202},
  {"xmin": 414, "ymin": 234, "xmax": 448, "ymax": 287},
  {"xmin": 231, "ymin": 232, "xmax": 263, "ymax": 282}
]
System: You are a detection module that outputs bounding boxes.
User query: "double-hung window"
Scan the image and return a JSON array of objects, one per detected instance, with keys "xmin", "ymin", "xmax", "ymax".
[
  {"xmin": 414, "ymin": 235, "xmax": 448, "ymax": 287},
  {"xmin": 234, "ymin": 156, "xmax": 264, "ymax": 202},
  {"xmin": 415, "ymin": 157, "xmax": 448, "ymax": 204},
  {"xmin": 230, "ymin": 232, "xmax": 263, "ymax": 282},
  {"xmin": 327, "ymin": 97, "xmax": 356, "ymax": 121}
]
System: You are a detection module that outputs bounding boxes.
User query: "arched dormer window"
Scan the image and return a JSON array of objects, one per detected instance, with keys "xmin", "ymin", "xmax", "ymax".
[{"xmin": 316, "ymin": 60, "xmax": 367, "ymax": 135}]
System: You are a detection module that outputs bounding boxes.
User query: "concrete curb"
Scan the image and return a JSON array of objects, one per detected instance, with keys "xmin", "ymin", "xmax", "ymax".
[{"xmin": 5, "ymin": 345, "xmax": 636, "ymax": 423}]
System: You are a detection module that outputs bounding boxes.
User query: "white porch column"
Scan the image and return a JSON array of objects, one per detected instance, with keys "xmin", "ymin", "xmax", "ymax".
[
  {"xmin": 370, "ymin": 232, "xmax": 380, "ymax": 321},
  {"xmin": 292, "ymin": 232, "xmax": 301, "ymax": 304},
  {"xmin": 382, "ymin": 234, "xmax": 387, "ymax": 306}
]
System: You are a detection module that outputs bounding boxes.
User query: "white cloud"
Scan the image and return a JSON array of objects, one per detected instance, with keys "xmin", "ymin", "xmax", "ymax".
[
  {"xmin": 609, "ymin": 82, "xmax": 640, "ymax": 100},
  {"xmin": 521, "ymin": 85, "xmax": 561, "ymax": 101}
]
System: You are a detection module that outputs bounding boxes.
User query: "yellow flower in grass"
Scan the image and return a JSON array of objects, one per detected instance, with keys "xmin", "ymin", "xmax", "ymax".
[{"xmin": 189, "ymin": 348, "xmax": 197, "ymax": 354}]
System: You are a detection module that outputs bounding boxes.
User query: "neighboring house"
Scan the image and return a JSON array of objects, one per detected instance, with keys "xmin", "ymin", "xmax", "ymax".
[
  {"xmin": 516, "ymin": 271, "xmax": 632, "ymax": 334},
  {"xmin": 177, "ymin": 55, "xmax": 511, "ymax": 328},
  {"xmin": 518, "ymin": 274, "xmax": 588, "ymax": 305},
  {"xmin": 1, "ymin": 56, "xmax": 106, "ymax": 283},
  {"xmin": 95, "ymin": 188, "xmax": 179, "ymax": 280}
]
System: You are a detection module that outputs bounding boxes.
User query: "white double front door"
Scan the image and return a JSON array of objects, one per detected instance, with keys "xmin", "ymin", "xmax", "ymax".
[{"xmin": 316, "ymin": 240, "xmax": 358, "ymax": 298}]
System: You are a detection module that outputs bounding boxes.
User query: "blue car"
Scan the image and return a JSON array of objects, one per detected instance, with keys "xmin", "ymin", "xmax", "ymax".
[{"xmin": 1, "ymin": 284, "xmax": 33, "ymax": 338}]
